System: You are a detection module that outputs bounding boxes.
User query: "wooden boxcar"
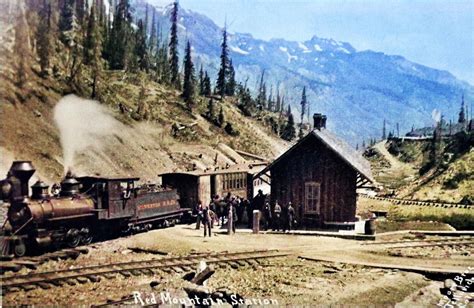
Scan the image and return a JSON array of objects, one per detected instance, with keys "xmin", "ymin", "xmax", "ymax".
[{"xmin": 160, "ymin": 163, "xmax": 268, "ymax": 209}]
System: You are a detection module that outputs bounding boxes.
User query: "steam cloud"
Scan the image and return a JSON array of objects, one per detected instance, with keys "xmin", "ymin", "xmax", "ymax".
[
  {"xmin": 431, "ymin": 109, "xmax": 441, "ymax": 123},
  {"xmin": 54, "ymin": 95, "xmax": 120, "ymax": 173}
]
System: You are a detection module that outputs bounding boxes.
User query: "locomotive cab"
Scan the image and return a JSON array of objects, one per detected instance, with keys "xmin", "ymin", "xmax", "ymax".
[{"xmin": 77, "ymin": 176, "xmax": 140, "ymax": 220}]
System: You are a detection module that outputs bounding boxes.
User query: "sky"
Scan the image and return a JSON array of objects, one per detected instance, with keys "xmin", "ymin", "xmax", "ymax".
[{"xmin": 169, "ymin": 0, "xmax": 474, "ymax": 85}]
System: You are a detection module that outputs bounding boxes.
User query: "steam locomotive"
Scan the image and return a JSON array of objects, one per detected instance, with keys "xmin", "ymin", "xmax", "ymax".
[{"xmin": 0, "ymin": 161, "xmax": 190, "ymax": 257}]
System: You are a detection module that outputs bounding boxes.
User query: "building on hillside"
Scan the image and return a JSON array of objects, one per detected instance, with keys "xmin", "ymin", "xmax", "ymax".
[{"xmin": 255, "ymin": 114, "xmax": 375, "ymax": 228}]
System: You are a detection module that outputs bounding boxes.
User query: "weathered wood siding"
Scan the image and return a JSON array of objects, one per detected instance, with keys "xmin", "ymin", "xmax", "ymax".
[
  {"xmin": 197, "ymin": 176, "xmax": 211, "ymax": 207},
  {"xmin": 161, "ymin": 174, "xmax": 199, "ymax": 209},
  {"xmin": 270, "ymin": 135, "xmax": 357, "ymax": 226},
  {"xmin": 215, "ymin": 173, "xmax": 248, "ymax": 200}
]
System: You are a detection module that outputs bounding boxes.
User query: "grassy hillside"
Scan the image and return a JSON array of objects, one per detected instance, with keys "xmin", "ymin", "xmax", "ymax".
[
  {"xmin": 0, "ymin": 5, "xmax": 287, "ymax": 183},
  {"xmin": 366, "ymin": 136, "xmax": 473, "ymax": 203}
]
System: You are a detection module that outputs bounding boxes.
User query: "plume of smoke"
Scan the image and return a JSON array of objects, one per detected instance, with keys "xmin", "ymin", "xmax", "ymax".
[
  {"xmin": 54, "ymin": 95, "xmax": 120, "ymax": 173},
  {"xmin": 431, "ymin": 109, "xmax": 441, "ymax": 123}
]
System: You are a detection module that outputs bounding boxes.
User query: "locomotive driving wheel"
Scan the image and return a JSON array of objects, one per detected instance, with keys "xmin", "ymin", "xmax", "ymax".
[
  {"xmin": 14, "ymin": 239, "xmax": 26, "ymax": 257},
  {"xmin": 80, "ymin": 234, "xmax": 93, "ymax": 245},
  {"xmin": 66, "ymin": 229, "xmax": 81, "ymax": 248}
]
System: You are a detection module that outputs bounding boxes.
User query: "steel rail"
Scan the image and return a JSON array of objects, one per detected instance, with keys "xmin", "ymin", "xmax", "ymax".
[{"xmin": 1, "ymin": 250, "xmax": 289, "ymax": 292}]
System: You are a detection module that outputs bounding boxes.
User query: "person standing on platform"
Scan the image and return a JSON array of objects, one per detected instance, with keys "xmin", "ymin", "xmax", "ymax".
[
  {"xmin": 273, "ymin": 201, "xmax": 282, "ymax": 231},
  {"xmin": 202, "ymin": 205, "xmax": 212, "ymax": 237},
  {"xmin": 195, "ymin": 201, "xmax": 203, "ymax": 230},
  {"xmin": 263, "ymin": 202, "xmax": 272, "ymax": 231},
  {"xmin": 246, "ymin": 198, "xmax": 254, "ymax": 228},
  {"xmin": 282, "ymin": 202, "xmax": 289, "ymax": 232},
  {"xmin": 287, "ymin": 202, "xmax": 295, "ymax": 231}
]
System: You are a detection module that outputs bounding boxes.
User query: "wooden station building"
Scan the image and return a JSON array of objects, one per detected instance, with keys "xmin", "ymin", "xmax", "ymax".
[{"xmin": 255, "ymin": 114, "xmax": 374, "ymax": 228}]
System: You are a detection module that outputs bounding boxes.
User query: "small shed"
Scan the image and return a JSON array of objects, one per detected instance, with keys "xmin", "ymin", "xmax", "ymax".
[
  {"xmin": 160, "ymin": 162, "xmax": 268, "ymax": 209},
  {"xmin": 255, "ymin": 114, "xmax": 374, "ymax": 227}
]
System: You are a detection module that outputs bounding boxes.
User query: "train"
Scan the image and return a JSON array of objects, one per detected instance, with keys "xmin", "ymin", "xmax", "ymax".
[{"xmin": 0, "ymin": 161, "xmax": 191, "ymax": 257}]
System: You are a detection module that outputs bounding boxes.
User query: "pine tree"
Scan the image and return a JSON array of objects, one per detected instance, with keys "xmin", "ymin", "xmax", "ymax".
[
  {"xmin": 135, "ymin": 19, "xmax": 149, "ymax": 71},
  {"xmin": 59, "ymin": 0, "xmax": 76, "ymax": 45},
  {"xmin": 168, "ymin": 1, "xmax": 180, "ymax": 89},
  {"xmin": 216, "ymin": 27, "xmax": 229, "ymax": 97},
  {"xmin": 218, "ymin": 106, "xmax": 225, "ymax": 127},
  {"xmin": 260, "ymin": 83, "xmax": 267, "ymax": 110},
  {"xmin": 300, "ymin": 86, "xmax": 307, "ymax": 124},
  {"xmin": 281, "ymin": 110, "xmax": 296, "ymax": 141},
  {"xmin": 36, "ymin": 0, "xmax": 52, "ymax": 77},
  {"xmin": 267, "ymin": 85, "xmax": 274, "ymax": 111},
  {"xmin": 182, "ymin": 41, "xmax": 195, "ymax": 107},
  {"xmin": 199, "ymin": 65, "xmax": 204, "ymax": 95},
  {"xmin": 256, "ymin": 70, "xmax": 266, "ymax": 110},
  {"xmin": 144, "ymin": 3, "xmax": 149, "ymax": 34},
  {"xmin": 458, "ymin": 94, "xmax": 466, "ymax": 123},
  {"xmin": 205, "ymin": 98, "xmax": 215, "ymax": 120},
  {"xmin": 14, "ymin": 3, "xmax": 30, "ymax": 88},
  {"xmin": 203, "ymin": 71, "xmax": 211, "ymax": 96},
  {"xmin": 275, "ymin": 89, "xmax": 281, "ymax": 113},
  {"xmin": 382, "ymin": 119, "xmax": 386, "ymax": 140},
  {"xmin": 107, "ymin": 0, "xmax": 134, "ymax": 70},
  {"xmin": 149, "ymin": 9, "xmax": 157, "ymax": 56},
  {"xmin": 84, "ymin": 4, "xmax": 103, "ymax": 98},
  {"xmin": 157, "ymin": 43, "xmax": 170, "ymax": 84},
  {"xmin": 236, "ymin": 84, "xmax": 254, "ymax": 116},
  {"xmin": 76, "ymin": 0, "xmax": 86, "ymax": 26},
  {"xmin": 225, "ymin": 59, "xmax": 236, "ymax": 96}
]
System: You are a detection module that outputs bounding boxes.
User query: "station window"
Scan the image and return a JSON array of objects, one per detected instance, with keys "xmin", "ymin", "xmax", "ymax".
[
  {"xmin": 222, "ymin": 173, "xmax": 247, "ymax": 190},
  {"xmin": 304, "ymin": 182, "xmax": 320, "ymax": 214}
]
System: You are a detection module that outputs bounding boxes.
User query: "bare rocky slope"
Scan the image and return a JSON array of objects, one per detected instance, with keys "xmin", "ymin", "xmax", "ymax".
[{"xmin": 0, "ymin": 3, "xmax": 287, "ymax": 184}]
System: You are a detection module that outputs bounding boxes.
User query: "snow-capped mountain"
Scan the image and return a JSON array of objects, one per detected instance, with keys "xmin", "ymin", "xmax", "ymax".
[{"xmin": 133, "ymin": 0, "xmax": 474, "ymax": 145}]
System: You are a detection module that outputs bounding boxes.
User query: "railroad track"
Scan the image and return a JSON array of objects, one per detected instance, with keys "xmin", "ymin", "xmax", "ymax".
[
  {"xmin": 0, "ymin": 247, "xmax": 89, "ymax": 274},
  {"xmin": 362, "ymin": 236, "xmax": 474, "ymax": 249},
  {"xmin": 359, "ymin": 194, "xmax": 472, "ymax": 209},
  {"xmin": 1, "ymin": 249, "xmax": 289, "ymax": 293}
]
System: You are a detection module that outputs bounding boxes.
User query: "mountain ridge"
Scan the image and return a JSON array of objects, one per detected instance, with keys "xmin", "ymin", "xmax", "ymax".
[{"xmin": 135, "ymin": 0, "xmax": 473, "ymax": 146}]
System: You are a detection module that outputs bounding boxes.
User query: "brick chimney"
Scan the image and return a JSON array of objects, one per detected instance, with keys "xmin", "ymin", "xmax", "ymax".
[{"xmin": 313, "ymin": 113, "xmax": 326, "ymax": 130}]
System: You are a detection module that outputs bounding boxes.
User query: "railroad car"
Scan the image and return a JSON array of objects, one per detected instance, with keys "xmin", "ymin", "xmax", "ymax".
[{"xmin": 0, "ymin": 161, "xmax": 190, "ymax": 257}]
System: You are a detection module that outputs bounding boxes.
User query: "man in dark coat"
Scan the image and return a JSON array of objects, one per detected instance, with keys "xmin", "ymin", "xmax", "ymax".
[
  {"xmin": 281, "ymin": 203, "xmax": 289, "ymax": 232},
  {"xmin": 263, "ymin": 202, "xmax": 272, "ymax": 231},
  {"xmin": 202, "ymin": 205, "xmax": 212, "ymax": 237},
  {"xmin": 253, "ymin": 189, "xmax": 265, "ymax": 211},
  {"xmin": 287, "ymin": 202, "xmax": 295, "ymax": 231},
  {"xmin": 195, "ymin": 201, "xmax": 203, "ymax": 230},
  {"xmin": 245, "ymin": 199, "xmax": 253, "ymax": 228}
]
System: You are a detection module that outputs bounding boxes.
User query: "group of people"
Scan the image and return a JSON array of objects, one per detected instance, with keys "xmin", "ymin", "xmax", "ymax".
[
  {"xmin": 263, "ymin": 201, "xmax": 296, "ymax": 232},
  {"xmin": 194, "ymin": 192, "xmax": 244, "ymax": 237},
  {"xmin": 194, "ymin": 190, "xmax": 300, "ymax": 237}
]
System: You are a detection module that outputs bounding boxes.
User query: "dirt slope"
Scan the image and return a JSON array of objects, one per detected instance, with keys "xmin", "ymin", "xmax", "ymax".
[{"xmin": 0, "ymin": 4, "xmax": 288, "ymax": 183}]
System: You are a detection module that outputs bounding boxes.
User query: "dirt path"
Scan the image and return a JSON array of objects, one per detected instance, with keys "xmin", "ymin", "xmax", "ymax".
[{"xmin": 373, "ymin": 141, "xmax": 413, "ymax": 174}]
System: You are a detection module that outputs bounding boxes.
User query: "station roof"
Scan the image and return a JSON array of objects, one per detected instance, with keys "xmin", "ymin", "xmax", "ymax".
[
  {"xmin": 159, "ymin": 161, "xmax": 267, "ymax": 177},
  {"xmin": 255, "ymin": 128, "xmax": 374, "ymax": 184}
]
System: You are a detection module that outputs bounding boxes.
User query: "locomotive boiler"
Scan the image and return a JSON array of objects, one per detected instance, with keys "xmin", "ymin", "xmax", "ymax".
[{"xmin": 0, "ymin": 161, "xmax": 190, "ymax": 257}]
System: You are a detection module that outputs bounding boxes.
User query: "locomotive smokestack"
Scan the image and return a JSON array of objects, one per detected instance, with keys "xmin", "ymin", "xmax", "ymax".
[
  {"xmin": 9, "ymin": 161, "xmax": 35, "ymax": 198},
  {"xmin": 60, "ymin": 170, "xmax": 80, "ymax": 197},
  {"xmin": 31, "ymin": 180, "xmax": 50, "ymax": 200}
]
